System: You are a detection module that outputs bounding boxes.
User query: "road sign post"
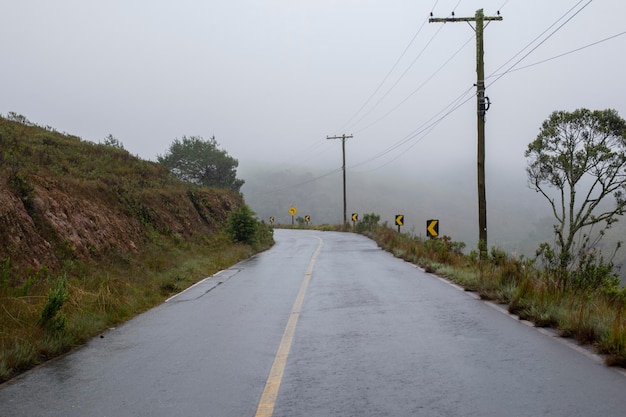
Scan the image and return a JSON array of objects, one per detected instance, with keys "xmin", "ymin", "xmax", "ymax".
[
  {"xmin": 351, "ymin": 213, "xmax": 358, "ymax": 228},
  {"xmin": 288, "ymin": 206, "xmax": 298, "ymax": 225},
  {"xmin": 427, "ymin": 219, "xmax": 439, "ymax": 239},
  {"xmin": 395, "ymin": 215, "xmax": 404, "ymax": 233}
]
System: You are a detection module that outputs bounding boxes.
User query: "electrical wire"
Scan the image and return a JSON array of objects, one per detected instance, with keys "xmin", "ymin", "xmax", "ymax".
[
  {"xmin": 452, "ymin": 0, "xmax": 463, "ymax": 15},
  {"xmin": 243, "ymin": 167, "xmax": 342, "ymax": 198},
  {"xmin": 486, "ymin": 0, "xmax": 593, "ymax": 88},
  {"xmin": 489, "ymin": 30, "xmax": 626, "ymax": 77},
  {"xmin": 353, "ymin": 0, "xmax": 596, "ymax": 171},
  {"xmin": 333, "ymin": 0, "xmax": 442, "ymax": 135},
  {"xmin": 350, "ymin": 0, "xmax": 512, "ymax": 135},
  {"xmin": 488, "ymin": 0, "xmax": 587, "ymax": 77},
  {"xmin": 353, "ymin": 33, "xmax": 474, "ymax": 134},
  {"xmin": 277, "ymin": 0, "xmax": 475, "ymax": 174},
  {"xmin": 250, "ymin": 0, "xmax": 603, "ymax": 196},
  {"xmin": 343, "ymin": 24, "xmax": 446, "ymax": 133},
  {"xmin": 350, "ymin": 86, "xmax": 475, "ymax": 171},
  {"xmin": 334, "ymin": 21, "xmax": 429, "ymax": 134},
  {"xmin": 496, "ymin": 0, "xmax": 510, "ymax": 13},
  {"xmin": 353, "ymin": 115, "xmax": 444, "ymax": 173}
]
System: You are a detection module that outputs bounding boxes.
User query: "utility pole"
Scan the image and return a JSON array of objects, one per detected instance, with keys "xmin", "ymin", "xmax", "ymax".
[
  {"xmin": 327, "ymin": 134, "xmax": 353, "ymax": 225},
  {"xmin": 429, "ymin": 9, "xmax": 502, "ymax": 258}
]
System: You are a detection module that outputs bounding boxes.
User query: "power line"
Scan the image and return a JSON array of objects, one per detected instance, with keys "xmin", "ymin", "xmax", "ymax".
[
  {"xmin": 496, "ymin": 0, "xmax": 510, "ymax": 13},
  {"xmin": 247, "ymin": 1, "xmax": 606, "ymax": 199},
  {"xmin": 243, "ymin": 167, "xmax": 342, "ymax": 198},
  {"xmin": 490, "ymin": 30, "xmax": 626, "ymax": 76},
  {"xmin": 353, "ymin": 33, "xmax": 474, "ymax": 134},
  {"xmin": 347, "ymin": 0, "xmax": 514, "ymax": 135},
  {"xmin": 495, "ymin": 0, "xmax": 588, "ymax": 73},
  {"xmin": 451, "ymin": 0, "xmax": 463, "ymax": 15},
  {"xmin": 486, "ymin": 0, "xmax": 593, "ymax": 88},
  {"xmin": 350, "ymin": 86, "xmax": 475, "ymax": 170},
  {"xmin": 352, "ymin": 0, "xmax": 599, "ymax": 170},
  {"xmin": 274, "ymin": 2, "xmax": 504, "ymax": 178},
  {"xmin": 353, "ymin": 114, "xmax": 445, "ymax": 173},
  {"xmin": 335, "ymin": 19, "xmax": 430, "ymax": 134},
  {"xmin": 344, "ymin": 24, "xmax": 446, "ymax": 133},
  {"xmin": 334, "ymin": 0, "xmax": 441, "ymax": 134}
]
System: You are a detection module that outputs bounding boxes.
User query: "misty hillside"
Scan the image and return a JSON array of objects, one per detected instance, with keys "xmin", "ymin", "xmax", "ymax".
[
  {"xmin": 241, "ymin": 163, "xmax": 626, "ymax": 274},
  {"xmin": 0, "ymin": 115, "xmax": 242, "ymax": 273}
]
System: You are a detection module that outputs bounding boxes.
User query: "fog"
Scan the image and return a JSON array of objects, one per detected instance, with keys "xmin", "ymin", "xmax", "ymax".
[
  {"xmin": 2, "ymin": 1, "xmax": 626, "ymax": 260},
  {"xmin": 240, "ymin": 161, "xmax": 553, "ymax": 254}
]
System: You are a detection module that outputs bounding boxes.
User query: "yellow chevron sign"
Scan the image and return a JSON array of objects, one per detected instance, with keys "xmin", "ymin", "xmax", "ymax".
[
  {"xmin": 427, "ymin": 219, "xmax": 439, "ymax": 238},
  {"xmin": 352, "ymin": 213, "xmax": 358, "ymax": 222},
  {"xmin": 395, "ymin": 215, "xmax": 404, "ymax": 226}
]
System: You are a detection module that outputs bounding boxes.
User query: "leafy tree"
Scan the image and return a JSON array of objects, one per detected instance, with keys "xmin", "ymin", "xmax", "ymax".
[
  {"xmin": 525, "ymin": 108, "xmax": 626, "ymax": 287},
  {"xmin": 102, "ymin": 134, "xmax": 125, "ymax": 150},
  {"xmin": 158, "ymin": 135, "xmax": 244, "ymax": 192}
]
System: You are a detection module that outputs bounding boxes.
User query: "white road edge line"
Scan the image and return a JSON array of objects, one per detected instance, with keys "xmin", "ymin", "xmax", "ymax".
[
  {"xmin": 165, "ymin": 270, "xmax": 225, "ymax": 303},
  {"xmin": 419, "ymin": 265, "xmax": 626, "ymax": 378}
]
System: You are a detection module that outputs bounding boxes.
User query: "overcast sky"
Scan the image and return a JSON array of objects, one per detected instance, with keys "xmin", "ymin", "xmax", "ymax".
[{"xmin": 2, "ymin": 0, "xmax": 625, "ymax": 189}]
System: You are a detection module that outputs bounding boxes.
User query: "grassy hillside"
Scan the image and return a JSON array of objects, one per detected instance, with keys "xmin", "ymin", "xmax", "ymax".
[{"xmin": 0, "ymin": 114, "xmax": 272, "ymax": 382}]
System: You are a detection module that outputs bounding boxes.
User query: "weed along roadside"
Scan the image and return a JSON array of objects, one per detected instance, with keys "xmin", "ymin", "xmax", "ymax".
[{"xmin": 0, "ymin": 114, "xmax": 274, "ymax": 383}]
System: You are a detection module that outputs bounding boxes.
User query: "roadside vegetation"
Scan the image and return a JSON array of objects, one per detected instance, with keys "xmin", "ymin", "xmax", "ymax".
[{"xmin": 0, "ymin": 114, "xmax": 272, "ymax": 383}]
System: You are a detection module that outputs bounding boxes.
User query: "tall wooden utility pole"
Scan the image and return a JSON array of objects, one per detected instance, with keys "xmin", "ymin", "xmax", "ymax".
[
  {"xmin": 327, "ymin": 134, "xmax": 353, "ymax": 225},
  {"xmin": 429, "ymin": 9, "xmax": 502, "ymax": 258}
]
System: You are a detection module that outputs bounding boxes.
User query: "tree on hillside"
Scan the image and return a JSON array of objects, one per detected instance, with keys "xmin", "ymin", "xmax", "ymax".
[
  {"xmin": 102, "ymin": 134, "xmax": 125, "ymax": 150},
  {"xmin": 525, "ymin": 108, "xmax": 626, "ymax": 288},
  {"xmin": 157, "ymin": 135, "xmax": 244, "ymax": 193}
]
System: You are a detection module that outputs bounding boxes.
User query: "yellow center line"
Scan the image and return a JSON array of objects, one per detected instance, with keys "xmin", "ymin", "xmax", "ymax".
[{"xmin": 254, "ymin": 235, "xmax": 323, "ymax": 417}]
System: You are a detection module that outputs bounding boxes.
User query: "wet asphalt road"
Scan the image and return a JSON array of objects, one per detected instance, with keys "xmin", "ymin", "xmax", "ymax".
[{"xmin": 2, "ymin": 229, "xmax": 626, "ymax": 417}]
